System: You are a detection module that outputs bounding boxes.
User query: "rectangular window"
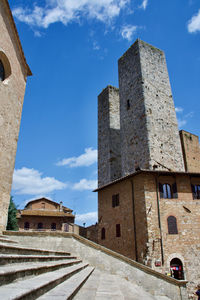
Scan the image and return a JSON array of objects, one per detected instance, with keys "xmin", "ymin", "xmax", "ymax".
[
  {"xmin": 112, "ymin": 194, "xmax": 119, "ymax": 207},
  {"xmin": 116, "ymin": 224, "xmax": 121, "ymax": 237}
]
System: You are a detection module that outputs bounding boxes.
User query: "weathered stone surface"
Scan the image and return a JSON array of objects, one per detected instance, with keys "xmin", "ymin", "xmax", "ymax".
[
  {"xmin": 0, "ymin": 0, "xmax": 30, "ymax": 231},
  {"xmin": 98, "ymin": 86, "xmax": 121, "ymax": 187},
  {"xmin": 118, "ymin": 40, "xmax": 185, "ymax": 175}
]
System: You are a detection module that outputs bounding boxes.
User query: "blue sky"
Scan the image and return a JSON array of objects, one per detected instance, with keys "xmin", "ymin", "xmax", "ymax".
[{"xmin": 9, "ymin": 0, "xmax": 200, "ymax": 226}]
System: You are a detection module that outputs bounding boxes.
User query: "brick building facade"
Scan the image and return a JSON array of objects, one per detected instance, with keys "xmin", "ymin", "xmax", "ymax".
[
  {"xmin": 97, "ymin": 39, "xmax": 200, "ymax": 297},
  {"xmin": 17, "ymin": 198, "xmax": 75, "ymax": 232},
  {"xmin": 0, "ymin": 0, "xmax": 31, "ymax": 232}
]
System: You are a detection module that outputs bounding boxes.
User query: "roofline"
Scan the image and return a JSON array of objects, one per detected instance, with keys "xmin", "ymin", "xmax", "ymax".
[
  {"xmin": 94, "ymin": 169, "xmax": 200, "ymax": 192},
  {"xmin": 3, "ymin": 0, "xmax": 32, "ymax": 76},
  {"xmin": 179, "ymin": 129, "xmax": 199, "ymax": 138},
  {"xmin": 25, "ymin": 197, "xmax": 72, "ymax": 212}
]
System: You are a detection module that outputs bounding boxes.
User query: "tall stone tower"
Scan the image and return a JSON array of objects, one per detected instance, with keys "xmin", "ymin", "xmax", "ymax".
[
  {"xmin": 98, "ymin": 86, "xmax": 121, "ymax": 187},
  {"xmin": 118, "ymin": 39, "xmax": 185, "ymax": 176},
  {"xmin": 0, "ymin": 0, "xmax": 31, "ymax": 231}
]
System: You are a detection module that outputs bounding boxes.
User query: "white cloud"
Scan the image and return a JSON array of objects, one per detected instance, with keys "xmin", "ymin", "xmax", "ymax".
[
  {"xmin": 56, "ymin": 148, "xmax": 97, "ymax": 167},
  {"xmin": 120, "ymin": 25, "xmax": 138, "ymax": 41},
  {"xmin": 188, "ymin": 9, "xmax": 200, "ymax": 33},
  {"xmin": 139, "ymin": 0, "xmax": 148, "ymax": 10},
  {"xmin": 12, "ymin": 167, "xmax": 67, "ymax": 195},
  {"xmin": 72, "ymin": 179, "xmax": 97, "ymax": 191},
  {"xmin": 75, "ymin": 211, "xmax": 97, "ymax": 224},
  {"xmin": 177, "ymin": 111, "xmax": 194, "ymax": 129},
  {"xmin": 12, "ymin": 0, "xmax": 130, "ymax": 29},
  {"xmin": 175, "ymin": 107, "xmax": 183, "ymax": 113}
]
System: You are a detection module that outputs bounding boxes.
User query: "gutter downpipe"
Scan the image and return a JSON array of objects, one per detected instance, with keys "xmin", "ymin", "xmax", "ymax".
[
  {"xmin": 155, "ymin": 175, "xmax": 164, "ymax": 265},
  {"xmin": 131, "ymin": 179, "xmax": 138, "ymax": 262}
]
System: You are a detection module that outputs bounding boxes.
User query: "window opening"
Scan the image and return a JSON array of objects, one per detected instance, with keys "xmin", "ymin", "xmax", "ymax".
[
  {"xmin": 37, "ymin": 222, "xmax": 43, "ymax": 230},
  {"xmin": 163, "ymin": 184, "xmax": 172, "ymax": 198},
  {"xmin": 24, "ymin": 222, "xmax": 29, "ymax": 230},
  {"xmin": 116, "ymin": 224, "xmax": 121, "ymax": 237},
  {"xmin": 167, "ymin": 216, "xmax": 178, "ymax": 234},
  {"xmin": 0, "ymin": 60, "xmax": 5, "ymax": 81},
  {"xmin": 170, "ymin": 258, "xmax": 184, "ymax": 280},
  {"xmin": 101, "ymin": 227, "xmax": 105, "ymax": 240},
  {"xmin": 191, "ymin": 184, "xmax": 200, "ymax": 199},
  {"xmin": 51, "ymin": 223, "xmax": 56, "ymax": 231},
  {"xmin": 127, "ymin": 99, "xmax": 130, "ymax": 110},
  {"xmin": 41, "ymin": 202, "xmax": 45, "ymax": 209},
  {"xmin": 112, "ymin": 194, "xmax": 119, "ymax": 207}
]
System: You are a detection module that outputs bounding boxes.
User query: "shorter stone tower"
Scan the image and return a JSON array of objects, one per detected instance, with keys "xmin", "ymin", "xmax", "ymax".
[
  {"xmin": 98, "ymin": 86, "xmax": 121, "ymax": 187},
  {"xmin": 118, "ymin": 40, "xmax": 185, "ymax": 176}
]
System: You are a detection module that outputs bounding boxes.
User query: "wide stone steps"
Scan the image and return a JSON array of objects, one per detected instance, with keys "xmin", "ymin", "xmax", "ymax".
[
  {"xmin": 0, "ymin": 263, "xmax": 93, "ymax": 300},
  {"xmin": 0, "ymin": 243, "xmax": 71, "ymax": 256},
  {"xmin": 0, "ymin": 238, "xmax": 95, "ymax": 299},
  {"xmin": 0, "ymin": 259, "xmax": 82, "ymax": 286},
  {"xmin": 0, "ymin": 254, "xmax": 77, "ymax": 265}
]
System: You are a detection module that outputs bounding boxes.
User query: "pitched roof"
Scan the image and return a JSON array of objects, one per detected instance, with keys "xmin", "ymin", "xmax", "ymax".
[
  {"xmin": 25, "ymin": 197, "xmax": 73, "ymax": 212},
  {"xmin": 17, "ymin": 210, "xmax": 75, "ymax": 218},
  {"xmin": 3, "ymin": 0, "xmax": 32, "ymax": 76}
]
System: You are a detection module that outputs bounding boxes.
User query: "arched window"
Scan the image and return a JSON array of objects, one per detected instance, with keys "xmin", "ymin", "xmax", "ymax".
[
  {"xmin": 170, "ymin": 258, "xmax": 184, "ymax": 280},
  {"xmin": 51, "ymin": 223, "xmax": 56, "ymax": 231},
  {"xmin": 167, "ymin": 216, "xmax": 178, "ymax": 234},
  {"xmin": 0, "ymin": 60, "xmax": 5, "ymax": 81},
  {"xmin": 101, "ymin": 227, "xmax": 105, "ymax": 240},
  {"xmin": 159, "ymin": 182, "xmax": 178, "ymax": 199},
  {"xmin": 37, "ymin": 222, "xmax": 43, "ymax": 230},
  {"xmin": 24, "ymin": 222, "xmax": 29, "ymax": 230}
]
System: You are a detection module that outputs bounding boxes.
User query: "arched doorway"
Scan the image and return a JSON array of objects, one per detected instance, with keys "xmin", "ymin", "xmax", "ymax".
[{"xmin": 170, "ymin": 258, "xmax": 184, "ymax": 280}]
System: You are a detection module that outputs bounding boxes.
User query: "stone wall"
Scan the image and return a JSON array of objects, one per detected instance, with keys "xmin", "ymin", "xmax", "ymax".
[
  {"xmin": 118, "ymin": 40, "xmax": 185, "ymax": 175},
  {"xmin": 4, "ymin": 231, "xmax": 188, "ymax": 300},
  {"xmin": 0, "ymin": 1, "xmax": 29, "ymax": 231},
  {"xmin": 180, "ymin": 130, "xmax": 200, "ymax": 172},
  {"xmin": 97, "ymin": 171, "xmax": 200, "ymax": 298},
  {"xmin": 98, "ymin": 85, "xmax": 121, "ymax": 187}
]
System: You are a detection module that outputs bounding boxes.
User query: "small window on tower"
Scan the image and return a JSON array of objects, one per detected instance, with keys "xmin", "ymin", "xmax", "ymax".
[
  {"xmin": 167, "ymin": 216, "xmax": 178, "ymax": 234},
  {"xmin": 127, "ymin": 99, "xmax": 130, "ymax": 110},
  {"xmin": 0, "ymin": 60, "xmax": 5, "ymax": 81},
  {"xmin": 191, "ymin": 184, "xmax": 200, "ymax": 199}
]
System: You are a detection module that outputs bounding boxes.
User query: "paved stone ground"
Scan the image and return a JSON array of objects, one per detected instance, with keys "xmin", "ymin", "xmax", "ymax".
[{"xmin": 74, "ymin": 269, "xmax": 171, "ymax": 300}]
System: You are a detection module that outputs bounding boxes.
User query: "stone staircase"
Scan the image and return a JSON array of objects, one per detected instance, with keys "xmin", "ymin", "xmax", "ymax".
[{"xmin": 0, "ymin": 235, "xmax": 94, "ymax": 299}]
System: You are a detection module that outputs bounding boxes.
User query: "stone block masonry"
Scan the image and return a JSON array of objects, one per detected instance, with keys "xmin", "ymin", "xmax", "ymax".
[
  {"xmin": 98, "ymin": 86, "xmax": 121, "ymax": 187},
  {"xmin": 0, "ymin": 0, "xmax": 31, "ymax": 231},
  {"xmin": 118, "ymin": 40, "xmax": 185, "ymax": 176}
]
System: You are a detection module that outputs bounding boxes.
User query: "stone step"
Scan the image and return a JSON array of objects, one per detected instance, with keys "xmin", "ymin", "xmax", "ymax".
[
  {"xmin": 0, "ymin": 262, "xmax": 89, "ymax": 300},
  {"xmin": 0, "ymin": 243, "xmax": 70, "ymax": 256},
  {"xmin": 0, "ymin": 237, "xmax": 18, "ymax": 244},
  {"xmin": 0, "ymin": 254, "xmax": 77, "ymax": 265},
  {"xmin": 0, "ymin": 259, "xmax": 82, "ymax": 286},
  {"xmin": 37, "ymin": 266, "xmax": 95, "ymax": 300}
]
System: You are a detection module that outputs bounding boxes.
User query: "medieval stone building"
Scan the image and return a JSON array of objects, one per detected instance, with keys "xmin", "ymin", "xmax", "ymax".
[
  {"xmin": 96, "ymin": 39, "xmax": 200, "ymax": 295},
  {"xmin": 0, "ymin": 0, "xmax": 31, "ymax": 232},
  {"xmin": 17, "ymin": 197, "xmax": 75, "ymax": 232}
]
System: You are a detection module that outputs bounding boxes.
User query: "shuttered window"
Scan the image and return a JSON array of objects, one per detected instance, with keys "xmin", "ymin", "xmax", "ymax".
[
  {"xmin": 101, "ymin": 227, "xmax": 105, "ymax": 240},
  {"xmin": 116, "ymin": 224, "xmax": 121, "ymax": 237},
  {"xmin": 112, "ymin": 194, "xmax": 119, "ymax": 207},
  {"xmin": 167, "ymin": 216, "xmax": 178, "ymax": 234},
  {"xmin": 159, "ymin": 182, "xmax": 178, "ymax": 199}
]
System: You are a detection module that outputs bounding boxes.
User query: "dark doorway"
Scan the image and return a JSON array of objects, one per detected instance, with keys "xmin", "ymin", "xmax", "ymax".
[{"xmin": 170, "ymin": 258, "xmax": 184, "ymax": 280}]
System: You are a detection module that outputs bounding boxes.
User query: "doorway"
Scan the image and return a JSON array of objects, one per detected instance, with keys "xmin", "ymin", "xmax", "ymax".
[{"xmin": 170, "ymin": 258, "xmax": 184, "ymax": 280}]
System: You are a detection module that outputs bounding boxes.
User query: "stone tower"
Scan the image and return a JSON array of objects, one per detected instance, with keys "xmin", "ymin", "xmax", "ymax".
[
  {"xmin": 0, "ymin": 0, "xmax": 31, "ymax": 231},
  {"xmin": 118, "ymin": 39, "xmax": 185, "ymax": 176},
  {"xmin": 98, "ymin": 86, "xmax": 121, "ymax": 187}
]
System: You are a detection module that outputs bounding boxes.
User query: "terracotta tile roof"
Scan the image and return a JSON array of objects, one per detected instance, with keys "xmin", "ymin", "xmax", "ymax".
[
  {"xmin": 3, "ymin": 0, "xmax": 32, "ymax": 76},
  {"xmin": 17, "ymin": 210, "xmax": 75, "ymax": 218}
]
